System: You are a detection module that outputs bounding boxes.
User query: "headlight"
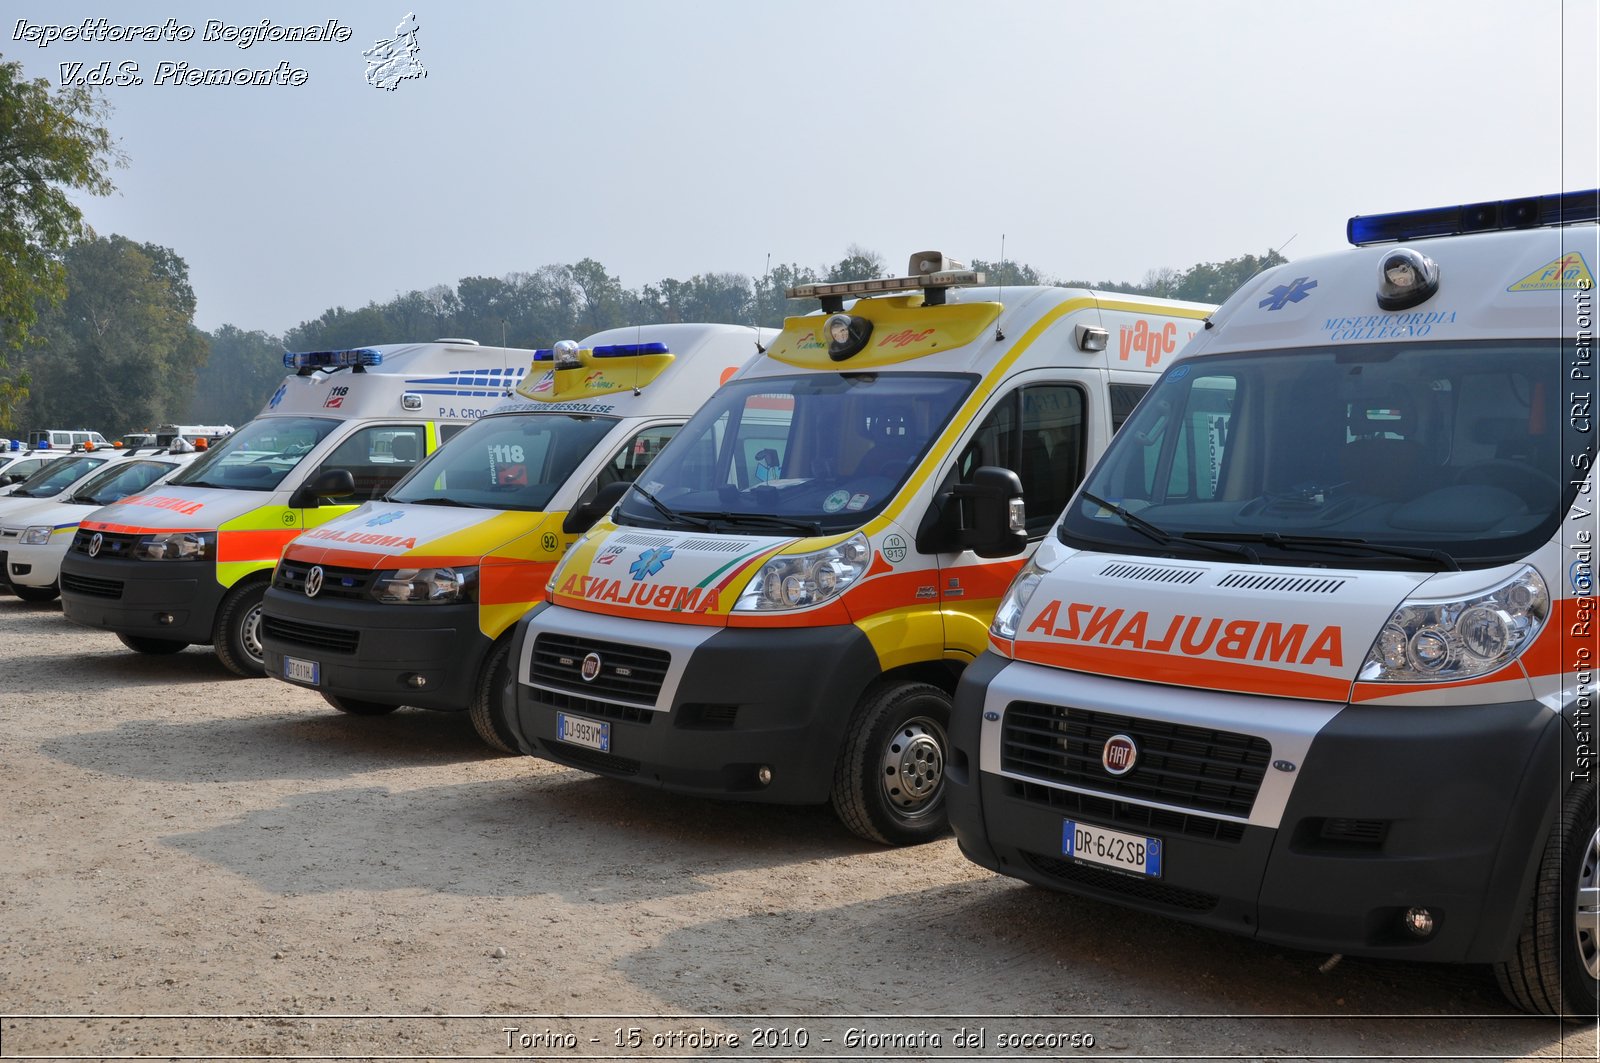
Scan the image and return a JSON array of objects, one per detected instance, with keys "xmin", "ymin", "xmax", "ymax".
[
  {"xmin": 132, "ymin": 531, "xmax": 215, "ymax": 561},
  {"xmin": 369, "ymin": 566, "xmax": 479, "ymax": 604},
  {"xmin": 21, "ymin": 525, "xmax": 54, "ymax": 546},
  {"xmin": 990, "ymin": 554, "xmax": 1050, "ymax": 641},
  {"xmin": 1359, "ymin": 566, "xmax": 1548, "ymax": 683},
  {"xmin": 732, "ymin": 533, "xmax": 870, "ymax": 612}
]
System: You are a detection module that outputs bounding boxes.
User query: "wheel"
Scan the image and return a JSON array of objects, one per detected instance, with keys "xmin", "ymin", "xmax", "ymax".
[
  {"xmin": 831, "ymin": 681, "xmax": 953, "ymax": 846},
  {"xmin": 12, "ymin": 583, "xmax": 59, "ymax": 602},
  {"xmin": 320, "ymin": 691, "xmax": 400, "ymax": 716},
  {"xmin": 467, "ymin": 637, "xmax": 519, "ymax": 754},
  {"xmin": 212, "ymin": 579, "xmax": 268, "ymax": 678},
  {"xmin": 1494, "ymin": 783, "xmax": 1600, "ymax": 1019},
  {"xmin": 117, "ymin": 633, "xmax": 187, "ymax": 655}
]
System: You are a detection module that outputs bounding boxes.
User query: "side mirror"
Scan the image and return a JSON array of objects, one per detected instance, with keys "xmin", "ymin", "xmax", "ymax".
[
  {"xmin": 918, "ymin": 465, "xmax": 1026, "ymax": 558},
  {"xmin": 563, "ymin": 479, "xmax": 630, "ymax": 534},
  {"xmin": 289, "ymin": 468, "xmax": 356, "ymax": 508}
]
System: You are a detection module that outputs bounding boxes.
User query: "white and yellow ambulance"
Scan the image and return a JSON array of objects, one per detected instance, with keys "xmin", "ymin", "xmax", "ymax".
[
  {"xmin": 258, "ymin": 323, "xmax": 763, "ymax": 751},
  {"xmin": 497, "ymin": 252, "xmax": 1214, "ymax": 844},
  {"xmin": 59, "ymin": 340, "xmax": 538, "ymax": 675},
  {"xmin": 947, "ymin": 191, "xmax": 1600, "ymax": 1018}
]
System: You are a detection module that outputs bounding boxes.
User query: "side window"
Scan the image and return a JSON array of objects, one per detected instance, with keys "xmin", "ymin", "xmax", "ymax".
[
  {"xmin": 596, "ymin": 425, "xmax": 680, "ymax": 491},
  {"xmin": 953, "ymin": 384, "xmax": 1085, "ymax": 538},
  {"xmin": 438, "ymin": 422, "xmax": 470, "ymax": 444},
  {"xmin": 1109, "ymin": 383, "xmax": 1149, "ymax": 434},
  {"xmin": 316, "ymin": 424, "xmax": 427, "ymax": 501}
]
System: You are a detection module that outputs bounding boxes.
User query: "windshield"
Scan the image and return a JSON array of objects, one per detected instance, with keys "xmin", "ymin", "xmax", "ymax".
[
  {"xmin": 68, "ymin": 459, "xmax": 179, "ymax": 506},
  {"xmin": 9, "ymin": 455, "xmax": 109, "ymax": 497},
  {"xmin": 167, "ymin": 416, "xmax": 340, "ymax": 492},
  {"xmin": 1061, "ymin": 340, "xmax": 1576, "ymax": 569},
  {"xmin": 616, "ymin": 372, "xmax": 977, "ymax": 534},
  {"xmin": 388, "ymin": 413, "xmax": 619, "ymax": 511}
]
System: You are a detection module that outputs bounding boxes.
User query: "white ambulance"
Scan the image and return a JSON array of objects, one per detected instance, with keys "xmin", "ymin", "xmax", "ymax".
[
  {"xmin": 3, "ymin": 449, "xmax": 202, "ymax": 601},
  {"xmin": 258, "ymin": 323, "xmax": 762, "ymax": 751},
  {"xmin": 59, "ymin": 340, "xmax": 537, "ymax": 675},
  {"xmin": 497, "ymin": 252, "xmax": 1213, "ymax": 844},
  {"xmin": 947, "ymin": 191, "xmax": 1599, "ymax": 1018}
]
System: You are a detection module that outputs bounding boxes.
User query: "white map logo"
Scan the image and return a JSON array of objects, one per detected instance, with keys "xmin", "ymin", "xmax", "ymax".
[{"xmin": 363, "ymin": 12, "xmax": 426, "ymax": 90}]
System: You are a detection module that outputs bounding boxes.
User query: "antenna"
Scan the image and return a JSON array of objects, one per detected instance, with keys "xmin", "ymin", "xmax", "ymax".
[
  {"xmin": 994, "ymin": 234, "xmax": 1007, "ymax": 341},
  {"xmin": 1274, "ymin": 233, "xmax": 1298, "ymax": 257},
  {"xmin": 756, "ymin": 253, "xmax": 771, "ymax": 354}
]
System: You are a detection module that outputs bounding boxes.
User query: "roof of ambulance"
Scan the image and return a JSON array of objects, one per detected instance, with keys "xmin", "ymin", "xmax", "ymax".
[{"xmin": 1184, "ymin": 222, "xmax": 1598, "ymax": 358}]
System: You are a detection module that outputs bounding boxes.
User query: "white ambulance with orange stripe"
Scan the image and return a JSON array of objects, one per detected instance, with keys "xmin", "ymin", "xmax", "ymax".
[
  {"xmin": 946, "ymin": 191, "xmax": 1599, "ymax": 1018},
  {"xmin": 257, "ymin": 323, "xmax": 762, "ymax": 750},
  {"xmin": 59, "ymin": 340, "xmax": 538, "ymax": 675},
  {"xmin": 497, "ymin": 252, "xmax": 1213, "ymax": 844}
]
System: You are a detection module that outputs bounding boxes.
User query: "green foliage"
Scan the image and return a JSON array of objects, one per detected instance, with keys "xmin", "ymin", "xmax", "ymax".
[
  {"xmin": 1062, "ymin": 250, "xmax": 1288, "ymax": 302},
  {"xmin": 190, "ymin": 324, "xmax": 286, "ymax": 426},
  {"xmin": 17, "ymin": 235, "xmax": 204, "ymax": 434},
  {"xmin": 0, "ymin": 60, "xmax": 123, "ymax": 425}
]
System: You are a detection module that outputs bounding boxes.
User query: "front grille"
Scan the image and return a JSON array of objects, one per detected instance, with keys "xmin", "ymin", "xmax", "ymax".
[
  {"xmin": 69, "ymin": 529, "xmax": 140, "ymax": 559},
  {"xmin": 531, "ymin": 633, "xmax": 670, "ymax": 705},
  {"xmin": 542, "ymin": 743, "xmax": 641, "ymax": 777},
  {"xmin": 537, "ymin": 688, "xmax": 653, "ymax": 724},
  {"xmin": 61, "ymin": 571, "xmax": 123, "ymax": 599},
  {"xmin": 274, "ymin": 560, "xmax": 378, "ymax": 600},
  {"xmin": 260, "ymin": 614, "xmax": 359, "ymax": 653},
  {"xmin": 1023, "ymin": 851, "xmax": 1219, "ymax": 912},
  {"xmin": 1002, "ymin": 701, "xmax": 1270, "ymax": 818},
  {"xmin": 1006, "ymin": 780, "xmax": 1246, "ymax": 843}
]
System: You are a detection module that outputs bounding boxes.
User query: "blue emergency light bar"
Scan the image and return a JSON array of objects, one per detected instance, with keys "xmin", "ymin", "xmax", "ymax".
[
  {"xmin": 532, "ymin": 342, "xmax": 669, "ymax": 360},
  {"xmin": 282, "ymin": 348, "xmax": 385, "ymax": 369},
  {"xmin": 1348, "ymin": 189, "xmax": 1599, "ymax": 246}
]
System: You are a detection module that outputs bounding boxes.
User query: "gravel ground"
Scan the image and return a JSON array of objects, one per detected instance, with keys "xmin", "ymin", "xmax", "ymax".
[{"xmin": 1, "ymin": 594, "xmax": 1594, "ymax": 1061}]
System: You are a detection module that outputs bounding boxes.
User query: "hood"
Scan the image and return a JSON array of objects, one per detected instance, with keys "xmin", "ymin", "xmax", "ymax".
[
  {"xmin": 78, "ymin": 486, "xmax": 260, "ymax": 534},
  {"xmin": 550, "ymin": 524, "xmax": 796, "ymax": 625},
  {"xmin": 281, "ymin": 501, "xmax": 548, "ymax": 570},
  {"xmin": 1007, "ymin": 549, "xmax": 1433, "ymax": 702}
]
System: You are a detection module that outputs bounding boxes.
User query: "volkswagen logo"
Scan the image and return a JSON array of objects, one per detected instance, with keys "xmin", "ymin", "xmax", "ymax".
[
  {"xmin": 580, "ymin": 652, "xmax": 602, "ymax": 682},
  {"xmin": 1102, "ymin": 734, "xmax": 1138, "ymax": 776},
  {"xmin": 305, "ymin": 565, "xmax": 325, "ymax": 599},
  {"xmin": 88, "ymin": 532, "xmax": 103, "ymax": 557}
]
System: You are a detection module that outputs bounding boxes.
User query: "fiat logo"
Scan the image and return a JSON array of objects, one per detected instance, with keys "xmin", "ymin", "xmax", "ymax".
[
  {"xmin": 88, "ymin": 532, "xmax": 103, "ymax": 557},
  {"xmin": 1102, "ymin": 734, "xmax": 1138, "ymax": 776},
  {"xmin": 305, "ymin": 565, "xmax": 325, "ymax": 599},
  {"xmin": 580, "ymin": 652, "xmax": 602, "ymax": 682}
]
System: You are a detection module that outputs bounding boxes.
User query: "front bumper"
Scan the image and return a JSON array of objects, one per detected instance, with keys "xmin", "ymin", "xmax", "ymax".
[
  {"xmin": 947, "ymin": 653, "xmax": 1561, "ymax": 964},
  {"xmin": 59, "ymin": 550, "xmax": 222, "ymax": 644},
  {"xmin": 260, "ymin": 586, "xmax": 491, "ymax": 710},
  {"xmin": 505, "ymin": 603, "xmax": 883, "ymax": 804}
]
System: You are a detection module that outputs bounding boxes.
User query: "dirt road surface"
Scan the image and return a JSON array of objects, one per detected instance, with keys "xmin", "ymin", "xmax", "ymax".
[{"xmin": 2, "ymin": 596, "xmax": 1593, "ymax": 1061}]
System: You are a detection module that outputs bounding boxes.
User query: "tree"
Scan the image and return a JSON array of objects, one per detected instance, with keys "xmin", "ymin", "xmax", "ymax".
[
  {"xmin": 191, "ymin": 324, "xmax": 287, "ymax": 427},
  {"xmin": 18, "ymin": 235, "xmax": 205, "ymax": 433},
  {"xmin": 0, "ymin": 60, "xmax": 122, "ymax": 426},
  {"xmin": 826, "ymin": 244, "xmax": 884, "ymax": 283},
  {"xmin": 1174, "ymin": 250, "xmax": 1288, "ymax": 303}
]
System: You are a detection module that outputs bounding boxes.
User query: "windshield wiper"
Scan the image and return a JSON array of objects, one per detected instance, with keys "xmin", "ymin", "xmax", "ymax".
[
  {"xmin": 401, "ymin": 496, "xmax": 490, "ymax": 509},
  {"xmin": 1189, "ymin": 531, "xmax": 1461, "ymax": 572},
  {"xmin": 626, "ymin": 482, "xmax": 713, "ymax": 530},
  {"xmin": 678, "ymin": 511, "xmax": 823, "ymax": 537},
  {"xmin": 1079, "ymin": 492, "xmax": 1260, "ymax": 562}
]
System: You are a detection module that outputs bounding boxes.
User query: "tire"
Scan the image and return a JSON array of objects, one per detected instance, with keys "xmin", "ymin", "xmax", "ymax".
[
  {"xmin": 117, "ymin": 633, "xmax": 187, "ymax": 655},
  {"xmin": 467, "ymin": 636, "xmax": 519, "ymax": 754},
  {"xmin": 213, "ymin": 579, "xmax": 268, "ymax": 678},
  {"xmin": 1494, "ymin": 783, "xmax": 1600, "ymax": 1020},
  {"xmin": 831, "ymin": 681, "xmax": 953, "ymax": 846},
  {"xmin": 321, "ymin": 691, "xmax": 400, "ymax": 717},
  {"xmin": 12, "ymin": 583, "xmax": 59, "ymax": 603}
]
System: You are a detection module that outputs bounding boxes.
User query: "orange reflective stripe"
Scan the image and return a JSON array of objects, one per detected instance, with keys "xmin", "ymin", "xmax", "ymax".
[
  {"xmin": 217, "ymin": 528, "xmax": 300, "ymax": 564},
  {"xmin": 1012, "ymin": 639, "xmax": 1351, "ymax": 702},
  {"xmin": 480, "ymin": 559, "xmax": 554, "ymax": 608}
]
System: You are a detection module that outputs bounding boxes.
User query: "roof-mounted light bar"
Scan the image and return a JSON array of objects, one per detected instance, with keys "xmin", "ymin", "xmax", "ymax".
[
  {"xmin": 787, "ymin": 251, "xmax": 985, "ymax": 311},
  {"xmin": 283, "ymin": 348, "xmax": 385, "ymax": 371},
  {"xmin": 592, "ymin": 342, "xmax": 669, "ymax": 357},
  {"xmin": 1348, "ymin": 189, "xmax": 1599, "ymax": 246}
]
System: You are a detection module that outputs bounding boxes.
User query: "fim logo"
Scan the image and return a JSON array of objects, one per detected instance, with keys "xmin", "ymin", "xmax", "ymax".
[{"xmin": 364, "ymin": 12, "xmax": 426, "ymax": 91}]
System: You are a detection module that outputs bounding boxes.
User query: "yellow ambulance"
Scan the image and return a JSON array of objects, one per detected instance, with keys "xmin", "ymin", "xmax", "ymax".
[
  {"xmin": 496, "ymin": 252, "xmax": 1214, "ymax": 843},
  {"xmin": 258, "ymin": 323, "xmax": 763, "ymax": 750},
  {"xmin": 59, "ymin": 340, "xmax": 538, "ymax": 675}
]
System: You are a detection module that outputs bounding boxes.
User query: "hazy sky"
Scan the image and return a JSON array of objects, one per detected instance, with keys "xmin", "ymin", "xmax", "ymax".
[{"xmin": 5, "ymin": 1, "xmax": 1598, "ymax": 335}]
